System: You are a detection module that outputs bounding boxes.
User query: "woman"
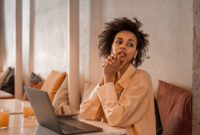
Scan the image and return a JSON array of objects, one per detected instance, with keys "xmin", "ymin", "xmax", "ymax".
[{"xmin": 80, "ymin": 17, "xmax": 156, "ymax": 135}]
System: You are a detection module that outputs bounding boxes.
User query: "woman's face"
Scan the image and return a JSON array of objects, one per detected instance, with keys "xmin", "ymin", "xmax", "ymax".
[{"xmin": 111, "ymin": 30, "xmax": 138, "ymax": 63}]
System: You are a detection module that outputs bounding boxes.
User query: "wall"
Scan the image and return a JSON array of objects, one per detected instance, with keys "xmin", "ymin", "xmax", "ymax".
[
  {"xmin": 22, "ymin": 0, "xmax": 79, "ymax": 108},
  {"xmin": 0, "ymin": 0, "xmax": 15, "ymax": 71},
  {"xmin": 192, "ymin": 0, "xmax": 200, "ymax": 134},
  {"xmin": 79, "ymin": 0, "xmax": 193, "ymax": 98},
  {"xmin": 0, "ymin": 0, "xmax": 193, "ymax": 103},
  {"xmin": 22, "ymin": 0, "xmax": 30, "ymax": 86},
  {"xmin": 0, "ymin": 0, "xmax": 70, "ymax": 99},
  {"xmin": 29, "ymin": 0, "xmax": 69, "ymax": 81}
]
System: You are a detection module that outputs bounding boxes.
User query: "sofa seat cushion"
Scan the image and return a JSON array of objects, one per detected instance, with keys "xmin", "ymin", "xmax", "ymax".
[
  {"xmin": 157, "ymin": 80, "xmax": 192, "ymax": 135},
  {"xmin": 41, "ymin": 70, "xmax": 66, "ymax": 102}
]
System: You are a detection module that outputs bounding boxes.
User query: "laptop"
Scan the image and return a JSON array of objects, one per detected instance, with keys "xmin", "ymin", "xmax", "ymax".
[{"xmin": 24, "ymin": 86, "xmax": 103, "ymax": 134}]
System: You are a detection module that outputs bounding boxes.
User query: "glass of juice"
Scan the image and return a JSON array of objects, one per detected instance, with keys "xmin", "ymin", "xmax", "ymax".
[
  {"xmin": 23, "ymin": 101, "xmax": 35, "ymax": 118},
  {"xmin": 0, "ymin": 108, "xmax": 10, "ymax": 129}
]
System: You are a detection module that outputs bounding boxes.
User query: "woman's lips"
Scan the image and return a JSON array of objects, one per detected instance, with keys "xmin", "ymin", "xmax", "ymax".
[{"xmin": 117, "ymin": 52, "xmax": 126, "ymax": 57}]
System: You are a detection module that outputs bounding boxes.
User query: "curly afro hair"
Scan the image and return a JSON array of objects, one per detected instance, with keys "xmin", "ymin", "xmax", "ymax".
[{"xmin": 98, "ymin": 17, "xmax": 150, "ymax": 68}]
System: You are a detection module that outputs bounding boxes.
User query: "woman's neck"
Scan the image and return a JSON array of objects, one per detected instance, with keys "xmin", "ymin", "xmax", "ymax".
[{"xmin": 118, "ymin": 62, "xmax": 131, "ymax": 78}]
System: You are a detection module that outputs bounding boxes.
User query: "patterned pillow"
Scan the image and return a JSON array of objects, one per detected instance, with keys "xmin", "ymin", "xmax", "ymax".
[
  {"xmin": 23, "ymin": 81, "xmax": 45, "ymax": 100},
  {"xmin": 27, "ymin": 72, "xmax": 42, "ymax": 86},
  {"xmin": 1, "ymin": 68, "xmax": 15, "ymax": 94},
  {"xmin": 0, "ymin": 69, "xmax": 10, "ymax": 89}
]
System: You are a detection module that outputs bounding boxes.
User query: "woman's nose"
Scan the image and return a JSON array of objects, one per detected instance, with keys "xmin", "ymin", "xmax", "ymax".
[{"xmin": 120, "ymin": 45, "xmax": 126, "ymax": 49}]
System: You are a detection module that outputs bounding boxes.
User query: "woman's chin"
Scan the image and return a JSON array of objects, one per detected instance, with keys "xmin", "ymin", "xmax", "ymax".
[{"xmin": 120, "ymin": 60, "xmax": 130, "ymax": 65}]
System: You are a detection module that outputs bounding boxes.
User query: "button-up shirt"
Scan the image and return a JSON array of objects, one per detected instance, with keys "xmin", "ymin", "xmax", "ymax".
[{"xmin": 80, "ymin": 64, "xmax": 156, "ymax": 135}]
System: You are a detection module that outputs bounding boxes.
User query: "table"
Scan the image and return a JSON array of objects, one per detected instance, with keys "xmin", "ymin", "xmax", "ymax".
[
  {"xmin": 0, "ymin": 90, "xmax": 12, "ymax": 98},
  {"xmin": 0, "ymin": 99, "xmax": 127, "ymax": 135},
  {"xmin": 0, "ymin": 99, "xmax": 23, "ymax": 114},
  {"xmin": 0, "ymin": 114, "xmax": 127, "ymax": 135}
]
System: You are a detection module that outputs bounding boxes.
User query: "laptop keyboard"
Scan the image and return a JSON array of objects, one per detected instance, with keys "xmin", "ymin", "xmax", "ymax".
[{"xmin": 59, "ymin": 120, "xmax": 85, "ymax": 134}]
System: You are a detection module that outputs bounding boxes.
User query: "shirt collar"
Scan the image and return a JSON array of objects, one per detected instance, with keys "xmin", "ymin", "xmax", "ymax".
[{"xmin": 116, "ymin": 64, "xmax": 137, "ymax": 90}]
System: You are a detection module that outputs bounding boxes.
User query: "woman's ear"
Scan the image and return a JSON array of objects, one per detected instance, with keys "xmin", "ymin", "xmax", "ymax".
[{"xmin": 134, "ymin": 50, "xmax": 138, "ymax": 58}]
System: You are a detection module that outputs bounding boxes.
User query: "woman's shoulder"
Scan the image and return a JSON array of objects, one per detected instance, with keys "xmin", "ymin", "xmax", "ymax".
[
  {"xmin": 127, "ymin": 69, "xmax": 152, "ymax": 87},
  {"xmin": 134, "ymin": 69, "xmax": 151, "ymax": 79},
  {"xmin": 125, "ymin": 69, "xmax": 153, "ymax": 92}
]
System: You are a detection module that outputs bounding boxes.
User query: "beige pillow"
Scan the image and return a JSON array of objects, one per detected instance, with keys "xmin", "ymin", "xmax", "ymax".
[
  {"xmin": 0, "ymin": 69, "xmax": 10, "ymax": 89},
  {"xmin": 82, "ymin": 81, "xmax": 97, "ymax": 103},
  {"xmin": 41, "ymin": 70, "xmax": 66, "ymax": 102},
  {"xmin": 52, "ymin": 76, "xmax": 68, "ymax": 109}
]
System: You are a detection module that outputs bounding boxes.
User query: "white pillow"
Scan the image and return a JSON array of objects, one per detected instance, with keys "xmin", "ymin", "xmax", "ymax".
[
  {"xmin": 82, "ymin": 81, "xmax": 97, "ymax": 103},
  {"xmin": 52, "ymin": 76, "xmax": 68, "ymax": 109},
  {"xmin": 0, "ymin": 69, "xmax": 10, "ymax": 89}
]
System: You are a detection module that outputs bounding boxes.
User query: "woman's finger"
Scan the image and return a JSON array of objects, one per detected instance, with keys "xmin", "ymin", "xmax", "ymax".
[
  {"xmin": 107, "ymin": 55, "xmax": 114, "ymax": 63},
  {"xmin": 111, "ymin": 53, "xmax": 117, "ymax": 63},
  {"xmin": 102, "ymin": 62, "xmax": 108, "ymax": 67},
  {"xmin": 111, "ymin": 53, "xmax": 117, "ymax": 59},
  {"xmin": 105, "ymin": 58, "xmax": 112, "ymax": 64},
  {"xmin": 116, "ymin": 55, "xmax": 127, "ymax": 70}
]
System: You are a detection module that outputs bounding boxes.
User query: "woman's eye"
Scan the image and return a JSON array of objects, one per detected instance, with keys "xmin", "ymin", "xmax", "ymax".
[
  {"xmin": 128, "ymin": 43, "xmax": 133, "ymax": 47},
  {"xmin": 116, "ymin": 41, "xmax": 122, "ymax": 44}
]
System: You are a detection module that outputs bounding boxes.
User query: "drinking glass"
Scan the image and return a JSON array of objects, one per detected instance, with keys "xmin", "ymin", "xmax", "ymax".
[
  {"xmin": 0, "ymin": 108, "xmax": 10, "ymax": 129},
  {"xmin": 23, "ymin": 101, "xmax": 35, "ymax": 118}
]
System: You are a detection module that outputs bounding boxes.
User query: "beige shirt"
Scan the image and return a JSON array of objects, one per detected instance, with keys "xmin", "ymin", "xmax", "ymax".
[{"xmin": 80, "ymin": 64, "xmax": 156, "ymax": 135}]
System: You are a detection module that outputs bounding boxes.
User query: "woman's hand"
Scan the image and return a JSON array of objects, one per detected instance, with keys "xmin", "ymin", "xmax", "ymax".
[{"xmin": 102, "ymin": 53, "xmax": 126, "ymax": 83}]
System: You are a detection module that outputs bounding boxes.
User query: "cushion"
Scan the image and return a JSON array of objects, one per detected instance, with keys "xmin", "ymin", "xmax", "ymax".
[
  {"xmin": 29, "ymin": 81, "xmax": 44, "ymax": 89},
  {"xmin": 41, "ymin": 70, "xmax": 66, "ymax": 102},
  {"xmin": 0, "ymin": 69, "xmax": 10, "ymax": 89},
  {"xmin": 157, "ymin": 80, "xmax": 192, "ymax": 135},
  {"xmin": 27, "ymin": 72, "xmax": 42, "ymax": 86},
  {"xmin": 1, "ymin": 68, "xmax": 15, "ymax": 94},
  {"xmin": 82, "ymin": 81, "xmax": 97, "ymax": 103},
  {"xmin": 30, "ymin": 81, "xmax": 44, "ymax": 89},
  {"xmin": 8, "ymin": 67, "xmax": 12, "ymax": 70},
  {"xmin": 23, "ymin": 81, "xmax": 45, "ymax": 100},
  {"xmin": 52, "ymin": 76, "xmax": 69, "ymax": 109}
]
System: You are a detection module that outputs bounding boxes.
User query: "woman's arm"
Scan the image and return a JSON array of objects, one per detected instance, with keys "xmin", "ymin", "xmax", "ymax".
[
  {"xmin": 96, "ymin": 72, "xmax": 151, "ymax": 127},
  {"xmin": 79, "ymin": 75, "xmax": 105, "ymax": 120}
]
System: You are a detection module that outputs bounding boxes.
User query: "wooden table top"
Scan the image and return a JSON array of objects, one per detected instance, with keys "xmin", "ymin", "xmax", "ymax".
[
  {"xmin": 0, "ymin": 114, "xmax": 127, "ymax": 135},
  {"xmin": 0, "ymin": 90, "xmax": 13, "ymax": 98},
  {"xmin": 0, "ymin": 99, "xmax": 127, "ymax": 135},
  {"xmin": 0, "ymin": 99, "xmax": 23, "ymax": 114}
]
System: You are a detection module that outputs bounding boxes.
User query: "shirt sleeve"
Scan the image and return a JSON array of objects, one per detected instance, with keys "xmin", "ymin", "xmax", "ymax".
[
  {"xmin": 96, "ymin": 73, "xmax": 151, "ymax": 127},
  {"xmin": 79, "ymin": 84, "xmax": 104, "ymax": 120}
]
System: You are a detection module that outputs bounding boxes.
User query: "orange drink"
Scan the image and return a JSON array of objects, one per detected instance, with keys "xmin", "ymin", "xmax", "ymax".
[
  {"xmin": 0, "ymin": 108, "xmax": 10, "ymax": 129},
  {"xmin": 23, "ymin": 101, "xmax": 35, "ymax": 118}
]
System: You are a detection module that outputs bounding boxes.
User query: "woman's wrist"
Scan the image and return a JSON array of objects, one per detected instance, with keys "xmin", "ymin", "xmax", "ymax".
[{"xmin": 104, "ymin": 75, "xmax": 113, "ymax": 84}]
